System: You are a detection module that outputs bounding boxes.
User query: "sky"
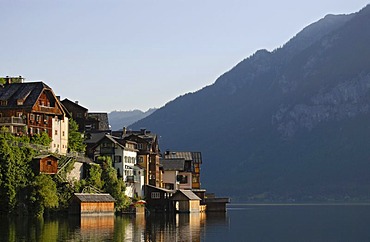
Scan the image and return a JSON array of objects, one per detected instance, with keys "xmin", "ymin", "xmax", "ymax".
[{"xmin": 1, "ymin": 0, "xmax": 369, "ymax": 112}]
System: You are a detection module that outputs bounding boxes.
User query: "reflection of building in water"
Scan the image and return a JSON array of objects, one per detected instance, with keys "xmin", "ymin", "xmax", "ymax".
[
  {"xmin": 79, "ymin": 215, "xmax": 114, "ymax": 240},
  {"xmin": 144, "ymin": 213, "xmax": 206, "ymax": 241},
  {"xmin": 175, "ymin": 213, "xmax": 206, "ymax": 242}
]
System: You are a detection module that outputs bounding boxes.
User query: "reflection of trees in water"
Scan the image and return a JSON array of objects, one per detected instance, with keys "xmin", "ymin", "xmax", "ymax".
[{"xmin": 0, "ymin": 212, "xmax": 228, "ymax": 241}]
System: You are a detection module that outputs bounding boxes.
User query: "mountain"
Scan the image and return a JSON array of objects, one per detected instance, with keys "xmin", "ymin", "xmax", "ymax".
[
  {"xmin": 131, "ymin": 5, "xmax": 370, "ymax": 202},
  {"xmin": 108, "ymin": 109, "xmax": 157, "ymax": 131}
]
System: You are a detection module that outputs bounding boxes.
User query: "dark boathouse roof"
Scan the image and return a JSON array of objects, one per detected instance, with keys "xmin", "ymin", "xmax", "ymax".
[{"xmin": 73, "ymin": 193, "xmax": 116, "ymax": 202}]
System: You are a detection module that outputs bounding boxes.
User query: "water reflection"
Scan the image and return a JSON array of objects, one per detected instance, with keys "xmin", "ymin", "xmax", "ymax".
[{"xmin": 0, "ymin": 211, "xmax": 228, "ymax": 241}]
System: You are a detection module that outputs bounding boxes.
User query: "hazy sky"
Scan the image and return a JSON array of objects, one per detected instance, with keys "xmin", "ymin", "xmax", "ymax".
[{"xmin": 1, "ymin": 1, "xmax": 368, "ymax": 112}]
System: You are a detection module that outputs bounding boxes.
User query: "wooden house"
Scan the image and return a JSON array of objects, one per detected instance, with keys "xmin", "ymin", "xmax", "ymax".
[
  {"xmin": 0, "ymin": 78, "xmax": 69, "ymax": 154},
  {"xmin": 69, "ymin": 193, "xmax": 116, "ymax": 215},
  {"xmin": 33, "ymin": 154, "xmax": 59, "ymax": 174},
  {"xmin": 171, "ymin": 190, "xmax": 202, "ymax": 213},
  {"xmin": 61, "ymin": 98, "xmax": 88, "ymax": 132},
  {"xmin": 145, "ymin": 185, "xmax": 174, "ymax": 212}
]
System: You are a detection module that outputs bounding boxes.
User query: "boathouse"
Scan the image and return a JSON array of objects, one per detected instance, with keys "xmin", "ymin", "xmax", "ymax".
[
  {"xmin": 145, "ymin": 185, "xmax": 175, "ymax": 212},
  {"xmin": 69, "ymin": 193, "xmax": 115, "ymax": 215},
  {"xmin": 171, "ymin": 190, "xmax": 202, "ymax": 213}
]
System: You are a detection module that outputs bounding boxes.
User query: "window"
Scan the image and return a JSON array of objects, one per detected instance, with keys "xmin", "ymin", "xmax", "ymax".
[
  {"xmin": 177, "ymin": 175, "xmax": 188, "ymax": 184},
  {"xmin": 151, "ymin": 192, "xmax": 160, "ymax": 199},
  {"xmin": 139, "ymin": 157, "xmax": 143, "ymax": 163},
  {"xmin": 17, "ymin": 100, "xmax": 23, "ymax": 105},
  {"xmin": 47, "ymin": 160, "xmax": 52, "ymax": 166},
  {"xmin": 55, "ymin": 130, "xmax": 58, "ymax": 135},
  {"xmin": 16, "ymin": 112, "xmax": 22, "ymax": 117},
  {"xmin": 0, "ymin": 100, "xmax": 7, "ymax": 106},
  {"xmin": 30, "ymin": 114, "xmax": 35, "ymax": 120},
  {"xmin": 29, "ymin": 127, "xmax": 33, "ymax": 134},
  {"xmin": 0, "ymin": 113, "xmax": 2, "ymax": 118},
  {"xmin": 62, "ymin": 131, "xmax": 65, "ymax": 137},
  {"xmin": 137, "ymin": 143, "xmax": 143, "ymax": 149},
  {"xmin": 36, "ymin": 115, "xmax": 41, "ymax": 122},
  {"xmin": 114, "ymin": 155, "xmax": 122, "ymax": 163}
]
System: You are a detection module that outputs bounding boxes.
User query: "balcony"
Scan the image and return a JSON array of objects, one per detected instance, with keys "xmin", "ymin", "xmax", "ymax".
[
  {"xmin": 0, "ymin": 117, "xmax": 26, "ymax": 125},
  {"xmin": 126, "ymin": 175, "xmax": 140, "ymax": 183}
]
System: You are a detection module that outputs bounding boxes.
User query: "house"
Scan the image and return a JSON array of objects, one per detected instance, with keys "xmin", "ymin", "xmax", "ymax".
[
  {"xmin": 164, "ymin": 151, "xmax": 202, "ymax": 189},
  {"xmin": 160, "ymin": 158, "xmax": 185, "ymax": 190},
  {"xmin": 61, "ymin": 98, "xmax": 88, "ymax": 132},
  {"xmin": 68, "ymin": 193, "xmax": 116, "ymax": 215},
  {"xmin": 61, "ymin": 99, "xmax": 110, "ymax": 133},
  {"xmin": 145, "ymin": 185, "xmax": 174, "ymax": 212},
  {"xmin": 91, "ymin": 134, "xmax": 144, "ymax": 198},
  {"xmin": 86, "ymin": 113, "xmax": 110, "ymax": 132},
  {"xmin": 171, "ymin": 190, "xmax": 202, "ymax": 213},
  {"xmin": 32, "ymin": 154, "xmax": 59, "ymax": 174},
  {"xmin": 118, "ymin": 128, "xmax": 161, "ymax": 187},
  {"xmin": 0, "ymin": 77, "xmax": 69, "ymax": 154}
]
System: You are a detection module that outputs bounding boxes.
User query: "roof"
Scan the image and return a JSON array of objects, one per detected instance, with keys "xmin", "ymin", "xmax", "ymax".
[
  {"xmin": 73, "ymin": 193, "xmax": 115, "ymax": 202},
  {"xmin": 88, "ymin": 113, "xmax": 110, "ymax": 130},
  {"xmin": 171, "ymin": 190, "xmax": 201, "ymax": 201},
  {"xmin": 160, "ymin": 158, "xmax": 185, "ymax": 171},
  {"xmin": 91, "ymin": 134, "xmax": 137, "ymax": 151},
  {"xmin": 0, "ymin": 82, "xmax": 50, "ymax": 109},
  {"xmin": 33, "ymin": 154, "xmax": 60, "ymax": 160},
  {"xmin": 61, "ymin": 98, "xmax": 88, "ymax": 111},
  {"xmin": 145, "ymin": 184, "xmax": 175, "ymax": 193},
  {"xmin": 0, "ymin": 82, "xmax": 66, "ymax": 116},
  {"xmin": 164, "ymin": 151, "xmax": 202, "ymax": 164}
]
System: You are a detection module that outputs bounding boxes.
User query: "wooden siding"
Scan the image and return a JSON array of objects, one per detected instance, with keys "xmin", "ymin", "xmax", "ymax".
[
  {"xmin": 81, "ymin": 202, "xmax": 114, "ymax": 214},
  {"xmin": 34, "ymin": 156, "xmax": 58, "ymax": 174}
]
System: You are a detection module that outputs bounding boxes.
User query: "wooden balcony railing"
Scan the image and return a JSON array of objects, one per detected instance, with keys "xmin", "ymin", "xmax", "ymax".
[{"xmin": 0, "ymin": 117, "xmax": 26, "ymax": 125}]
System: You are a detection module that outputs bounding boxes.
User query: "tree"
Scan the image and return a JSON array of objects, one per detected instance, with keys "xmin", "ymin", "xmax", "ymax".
[
  {"xmin": 68, "ymin": 119, "xmax": 86, "ymax": 153},
  {"xmin": 99, "ymin": 156, "xmax": 130, "ymax": 211},
  {"xmin": 31, "ymin": 132, "xmax": 52, "ymax": 146},
  {"xmin": 29, "ymin": 174, "xmax": 59, "ymax": 217}
]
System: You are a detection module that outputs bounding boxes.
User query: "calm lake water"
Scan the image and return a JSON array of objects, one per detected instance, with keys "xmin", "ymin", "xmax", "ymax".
[{"xmin": 1, "ymin": 204, "xmax": 370, "ymax": 241}]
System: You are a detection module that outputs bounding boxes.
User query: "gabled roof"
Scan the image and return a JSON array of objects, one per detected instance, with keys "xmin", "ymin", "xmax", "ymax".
[
  {"xmin": 145, "ymin": 184, "xmax": 175, "ymax": 193},
  {"xmin": 0, "ymin": 81, "xmax": 66, "ymax": 116},
  {"xmin": 73, "ymin": 193, "xmax": 115, "ymax": 202},
  {"xmin": 61, "ymin": 98, "xmax": 88, "ymax": 111},
  {"xmin": 91, "ymin": 134, "xmax": 137, "ymax": 151},
  {"xmin": 160, "ymin": 158, "xmax": 185, "ymax": 171},
  {"xmin": 171, "ymin": 190, "xmax": 201, "ymax": 201},
  {"xmin": 0, "ymin": 82, "xmax": 50, "ymax": 108}
]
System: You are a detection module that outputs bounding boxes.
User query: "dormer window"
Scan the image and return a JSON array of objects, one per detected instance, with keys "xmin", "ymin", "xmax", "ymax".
[
  {"xmin": 0, "ymin": 100, "xmax": 7, "ymax": 106},
  {"xmin": 17, "ymin": 99, "xmax": 23, "ymax": 105}
]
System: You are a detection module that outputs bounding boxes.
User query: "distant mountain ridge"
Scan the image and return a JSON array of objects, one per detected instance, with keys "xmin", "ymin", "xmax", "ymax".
[
  {"xmin": 108, "ymin": 109, "xmax": 156, "ymax": 131},
  {"xmin": 131, "ymin": 5, "xmax": 370, "ymax": 202}
]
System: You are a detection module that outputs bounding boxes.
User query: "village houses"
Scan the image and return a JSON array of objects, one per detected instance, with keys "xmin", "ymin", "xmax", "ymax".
[
  {"xmin": 0, "ymin": 76, "xmax": 228, "ymax": 213},
  {"xmin": 0, "ymin": 77, "xmax": 69, "ymax": 154}
]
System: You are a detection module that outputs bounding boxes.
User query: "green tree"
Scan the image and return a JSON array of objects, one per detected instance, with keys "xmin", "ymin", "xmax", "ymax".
[
  {"xmin": 68, "ymin": 119, "xmax": 86, "ymax": 153},
  {"xmin": 86, "ymin": 164, "xmax": 103, "ymax": 189},
  {"xmin": 30, "ymin": 174, "xmax": 59, "ymax": 217},
  {"xmin": 0, "ymin": 129, "xmax": 32, "ymax": 214},
  {"xmin": 31, "ymin": 132, "xmax": 52, "ymax": 146},
  {"xmin": 99, "ymin": 156, "xmax": 130, "ymax": 211}
]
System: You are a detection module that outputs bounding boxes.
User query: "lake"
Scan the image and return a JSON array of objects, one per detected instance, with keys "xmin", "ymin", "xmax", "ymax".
[{"xmin": 1, "ymin": 204, "xmax": 370, "ymax": 241}]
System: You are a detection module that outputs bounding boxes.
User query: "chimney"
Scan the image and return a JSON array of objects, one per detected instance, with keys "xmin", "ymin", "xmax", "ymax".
[
  {"xmin": 5, "ymin": 76, "xmax": 11, "ymax": 85},
  {"xmin": 75, "ymin": 101, "xmax": 79, "ymax": 105},
  {"xmin": 140, "ymin": 128, "xmax": 146, "ymax": 135},
  {"xmin": 122, "ymin": 127, "xmax": 127, "ymax": 138}
]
